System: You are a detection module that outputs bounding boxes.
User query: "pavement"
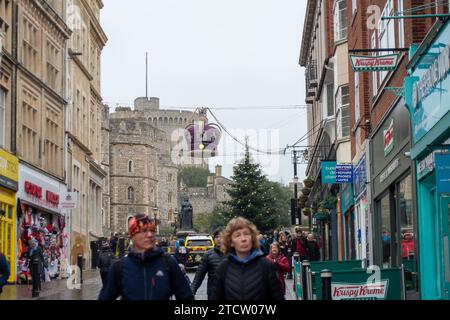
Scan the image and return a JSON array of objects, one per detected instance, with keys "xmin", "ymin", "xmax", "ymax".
[{"xmin": 0, "ymin": 269, "xmax": 296, "ymax": 300}]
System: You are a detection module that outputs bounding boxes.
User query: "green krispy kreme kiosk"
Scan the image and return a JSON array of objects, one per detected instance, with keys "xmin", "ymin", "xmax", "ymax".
[{"xmin": 294, "ymin": 259, "xmax": 406, "ymax": 300}]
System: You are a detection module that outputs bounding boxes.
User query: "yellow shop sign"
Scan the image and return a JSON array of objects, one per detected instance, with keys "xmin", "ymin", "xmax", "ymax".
[{"xmin": 0, "ymin": 149, "xmax": 19, "ymax": 191}]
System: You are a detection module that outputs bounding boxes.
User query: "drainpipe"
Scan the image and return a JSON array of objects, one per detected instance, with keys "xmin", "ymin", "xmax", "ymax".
[{"xmin": 11, "ymin": 1, "xmax": 18, "ymax": 154}]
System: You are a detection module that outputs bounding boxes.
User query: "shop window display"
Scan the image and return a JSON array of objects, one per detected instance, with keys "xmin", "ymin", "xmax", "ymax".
[
  {"xmin": 399, "ymin": 175, "xmax": 414, "ymax": 259},
  {"xmin": 380, "ymin": 194, "xmax": 391, "ymax": 268},
  {"xmin": 16, "ymin": 202, "xmax": 69, "ymax": 284}
]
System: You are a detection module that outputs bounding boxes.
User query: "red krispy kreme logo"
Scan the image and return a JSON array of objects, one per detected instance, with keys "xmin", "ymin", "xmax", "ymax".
[
  {"xmin": 355, "ymin": 57, "xmax": 395, "ymax": 67},
  {"xmin": 332, "ymin": 280, "xmax": 389, "ymax": 300},
  {"xmin": 25, "ymin": 181, "xmax": 42, "ymax": 199},
  {"xmin": 46, "ymin": 191, "xmax": 60, "ymax": 206}
]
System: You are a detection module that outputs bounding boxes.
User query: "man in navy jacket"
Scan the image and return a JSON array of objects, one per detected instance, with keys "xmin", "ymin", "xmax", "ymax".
[
  {"xmin": 99, "ymin": 213, "xmax": 194, "ymax": 300},
  {"xmin": 0, "ymin": 250, "xmax": 10, "ymax": 295}
]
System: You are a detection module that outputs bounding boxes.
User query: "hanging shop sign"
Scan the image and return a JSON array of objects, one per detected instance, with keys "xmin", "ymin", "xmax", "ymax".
[
  {"xmin": 336, "ymin": 164, "xmax": 353, "ymax": 183},
  {"xmin": 59, "ymin": 192, "xmax": 78, "ymax": 209},
  {"xmin": 0, "ymin": 149, "xmax": 19, "ymax": 191},
  {"xmin": 350, "ymin": 54, "xmax": 400, "ymax": 72},
  {"xmin": 321, "ymin": 161, "xmax": 337, "ymax": 184},
  {"xmin": 341, "ymin": 183, "xmax": 354, "ymax": 214},
  {"xmin": 435, "ymin": 153, "xmax": 450, "ymax": 194},
  {"xmin": 404, "ymin": 21, "xmax": 450, "ymax": 144},
  {"xmin": 383, "ymin": 119, "xmax": 395, "ymax": 157},
  {"xmin": 354, "ymin": 156, "xmax": 367, "ymax": 199}
]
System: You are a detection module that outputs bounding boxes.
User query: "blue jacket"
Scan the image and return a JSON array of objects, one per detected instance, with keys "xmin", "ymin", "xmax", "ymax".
[
  {"xmin": 0, "ymin": 253, "xmax": 10, "ymax": 290},
  {"xmin": 98, "ymin": 247, "xmax": 194, "ymax": 300}
]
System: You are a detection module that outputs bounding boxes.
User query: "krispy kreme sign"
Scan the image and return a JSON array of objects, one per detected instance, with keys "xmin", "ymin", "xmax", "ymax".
[
  {"xmin": 332, "ymin": 280, "xmax": 389, "ymax": 300},
  {"xmin": 350, "ymin": 54, "xmax": 399, "ymax": 72}
]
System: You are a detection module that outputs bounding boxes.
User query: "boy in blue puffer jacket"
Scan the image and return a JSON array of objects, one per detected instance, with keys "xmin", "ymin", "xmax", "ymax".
[{"xmin": 98, "ymin": 213, "xmax": 194, "ymax": 300}]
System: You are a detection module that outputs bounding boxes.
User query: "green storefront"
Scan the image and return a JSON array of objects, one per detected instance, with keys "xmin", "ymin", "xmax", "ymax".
[{"xmin": 404, "ymin": 18, "xmax": 450, "ymax": 300}]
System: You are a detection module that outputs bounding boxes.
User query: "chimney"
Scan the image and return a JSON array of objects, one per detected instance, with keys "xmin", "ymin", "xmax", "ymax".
[{"xmin": 215, "ymin": 165, "xmax": 222, "ymax": 177}]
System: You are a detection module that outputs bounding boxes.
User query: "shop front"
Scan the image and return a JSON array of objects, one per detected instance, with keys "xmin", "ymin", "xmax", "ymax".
[
  {"xmin": 353, "ymin": 155, "xmax": 370, "ymax": 264},
  {"xmin": 16, "ymin": 163, "xmax": 69, "ymax": 283},
  {"xmin": 0, "ymin": 149, "xmax": 19, "ymax": 283},
  {"xmin": 404, "ymin": 19, "xmax": 450, "ymax": 300},
  {"xmin": 340, "ymin": 182, "xmax": 355, "ymax": 260},
  {"xmin": 370, "ymin": 98, "xmax": 414, "ymax": 272}
]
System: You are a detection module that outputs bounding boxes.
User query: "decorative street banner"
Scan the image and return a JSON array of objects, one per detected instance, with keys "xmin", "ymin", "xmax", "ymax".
[
  {"xmin": 350, "ymin": 54, "xmax": 400, "ymax": 72},
  {"xmin": 336, "ymin": 164, "xmax": 353, "ymax": 183},
  {"xmin": 435, "ymin": 153, "xmax": 450, "ymax": 194},
  {"xmin": 321, "ymin": 161, "xmax": 337, "ymax": 184},
  {"xmin": 354, "ymin": 156, "xmax": 367, "ymax": 199}
]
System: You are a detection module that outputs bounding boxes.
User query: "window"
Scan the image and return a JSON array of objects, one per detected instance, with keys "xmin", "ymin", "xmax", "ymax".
[
  {"xmin": 167, "ymin": 173, "xmax": 173, "ymax": 182},
  {"xmin": 397, "ymin": 0, "xmax": 405, "ymax": 49},
  {"xmin": 21, "ymin": 87, "xmax": 39, "ymax": 164},
  {"xmin": 352, "ymin": 0, "xmax": 357, "ymax": 15},
  {"xmin": 327, "ymin": 84, "xmax": 335, "ymax": 117},
  {"xmin": 399, "ymin": 175, "xmax": 414, "ymax": 259},
  {"xmin": 168, "ymin": 192, "xmax": 172, "ymax": 204},
  {"xmin": 44, "ymin": 103, "xmax": 62, "ymax": 176},
  {"xmin": 128, "ymin": 160, "xmax": 133, "ymax": 173},
  {"xmin": 334, "ymin": 0, "xmax": 348, "ymax": 42},
  {"xmin": 0, "ymin": 88, "xmax": 4, "ymax": 147},
  {"xmin": 380, "ymin": 193, "xmax": 392, "ymax": 268},
  {"xmin": 336, "ymin": 85, "xmax": 350, "ymax": 139},
  {"xmin": 45, "ymin": 39, "xmax": 60, "ymax": 92},
  {"xmin": 22, "ymin": 17, "xmax": 39, "ymax": 75},
  {"xmin": 128, "ymin": 187, "xmax": 134, "ymax": 202},
  {"xmin": 378, "ymin": 0, "xmax": 395, "ymax": 83},
  {"xmin": 354, "ymin": 72, "xmax": 360, "ymax": 123}
]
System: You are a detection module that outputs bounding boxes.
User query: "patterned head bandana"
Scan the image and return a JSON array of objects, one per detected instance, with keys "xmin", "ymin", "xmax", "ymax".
[{"xmin": 128, "ymin": 214, "xmax": 156, "ymax": 239}]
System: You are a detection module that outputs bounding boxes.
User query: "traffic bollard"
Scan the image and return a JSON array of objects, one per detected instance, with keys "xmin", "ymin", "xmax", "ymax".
[
  {"xmin": 321, "ymin": 270, "xmax": 332, "ymax": 301},
  {"xmin": 31, "ymin": 261, "xmax": 40, "ymax": 298},
  {"xmin": 302, "ymin": 260, "xmax": 310, "ymax": 300},
  {"xmin": 77, "ymin": 254, "xmax": 83, "ymax": 284},
  {"xmin": 293, "ymin": 252, "xmax": 300, "ymax": 264}
]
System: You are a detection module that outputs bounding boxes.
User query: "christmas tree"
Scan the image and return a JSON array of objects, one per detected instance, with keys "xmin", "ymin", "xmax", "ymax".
[{"xmin": 224, "ymin": 145, "xmax": 278, "ymax": 234}]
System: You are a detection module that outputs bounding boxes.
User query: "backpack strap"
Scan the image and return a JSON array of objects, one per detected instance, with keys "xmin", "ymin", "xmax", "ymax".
[
  {"xmin": 261, "ymin": 257, "xmax": 274, "ymax": 296},
  {"xmin": 111, "ymin": 257, "xmax": 124, "ymax": 298},
  {"xmin": 162, "ymin": 253, "xmax": 174, "ymax": 294}
]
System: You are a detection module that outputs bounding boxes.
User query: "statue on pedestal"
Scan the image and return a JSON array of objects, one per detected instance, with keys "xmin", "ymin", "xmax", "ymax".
[{"xmin": 179, "ymin": 197, "xmax": 193, "ymax": 231}]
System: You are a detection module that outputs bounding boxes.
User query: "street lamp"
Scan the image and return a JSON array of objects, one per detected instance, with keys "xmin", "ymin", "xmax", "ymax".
[
  {"xmin": 173, "ymin": 209, "xmax": 179, "ymax": 235},
  {"xmin": 153, "ymin": 207, "xmax": 159, "ymax": 235},
  {"xmin": 293, "ymin": 176, "xmax": 299, "ymax": 226}
]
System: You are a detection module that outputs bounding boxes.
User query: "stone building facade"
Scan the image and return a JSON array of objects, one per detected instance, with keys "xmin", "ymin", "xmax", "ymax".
[
  {"xmin": 178, "ymin": 165, "xmax": 232, "ymax": 218},
  {"xmin": 100, "ymin": 104, "xmax": 110, "ymax": 235},
  {"xmin": 0, "ymin": 0, "xmax": 108, "ymax": 273},
  {"xmin": 134, "ymin": 97, "xmax": 207, "ymax": 169},
  {"xmin": 109, "ymin": 112, "xmax": 162, "ymax": 233},
  {"xmin": 107, "ymin": 98, "xmax": 191, "ymax": 233},
  {"xmin": 65, "ymin": 0, "xmax": 108, "ymax": 268}
]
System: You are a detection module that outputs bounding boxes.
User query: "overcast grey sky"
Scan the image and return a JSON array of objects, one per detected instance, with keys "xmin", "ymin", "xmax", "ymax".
[{"xmin": 101, "ymin": 0, "xmax": 308, "ymax": 184}]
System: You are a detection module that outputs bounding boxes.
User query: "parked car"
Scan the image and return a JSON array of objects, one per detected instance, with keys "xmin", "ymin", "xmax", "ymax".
[{"xmin": 183, "ymin": 234, "xmax": 214, "ymax": 269}]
